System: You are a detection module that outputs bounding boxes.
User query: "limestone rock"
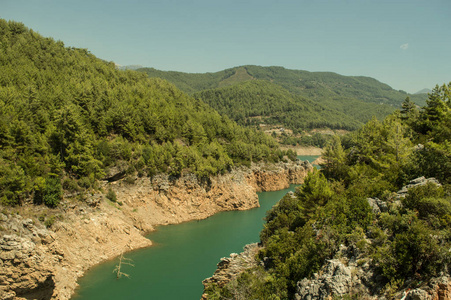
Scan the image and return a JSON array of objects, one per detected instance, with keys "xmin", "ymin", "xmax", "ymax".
[
  {"xmin": 407, "ymin": 288, "xmax": 430, "ymax": 300},
  {"xmin": 202, "ymin": 244, "xmax": 260, "ymax": 294},
  {"xmin": 397, "ymin": 176, "xmax": 441, "ymax": 197},
  {"xmin": 429, "ymin": 276, "xmax": 451, "ymax": 300},
  {"xmin": 367, "ymin": 197, "xmax": 388, "ymax": 215},
  {"xmin": 0, "ymin": 229, "xmax": 55, "ymax": 300},
  {"xmin": 295, "ymin": 259, "xmax": 355, "ymax": 300}
]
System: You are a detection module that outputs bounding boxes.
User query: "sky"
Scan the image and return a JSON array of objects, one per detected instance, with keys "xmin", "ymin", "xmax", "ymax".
[{"xmin": 1, "ymin": 0, "xmax": 450, "ymax": 93}]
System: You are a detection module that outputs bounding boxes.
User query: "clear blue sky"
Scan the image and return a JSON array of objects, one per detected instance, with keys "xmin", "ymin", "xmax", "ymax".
[{"xmin": 2, "ymin": 0, "xmax": 450, "ymax": 93}]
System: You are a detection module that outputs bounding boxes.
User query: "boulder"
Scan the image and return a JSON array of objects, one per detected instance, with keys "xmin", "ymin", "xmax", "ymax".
[
  {"xmin": 397, "ymin": 177, "xmax": 441, "ymax": 197},
  {"xmin": 295, "ymin": 259, "xmax": 353, "ymax": 300},
  {"xmin": 367, "ymin": 198, "xmax": 388, "ymax": 215},
  {"xmin": 407, "ymin": 289, "xmax": 429, "ymax": 300}
]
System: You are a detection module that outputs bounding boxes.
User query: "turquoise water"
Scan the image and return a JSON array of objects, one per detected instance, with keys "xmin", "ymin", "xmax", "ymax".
[{"xmin": 72, "ymin": 156, "xmax": 318, "ymax": 300}]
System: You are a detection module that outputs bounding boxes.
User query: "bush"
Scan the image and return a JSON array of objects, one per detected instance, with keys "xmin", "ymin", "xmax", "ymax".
[
  {"xmin": 44, "ymin": 215, "xmax": 56, "ymax": 228},
  {"xmin": 106, "ymin": 188, "xmax": 117, "ymax": 202},
  {"xmin": 0, "ymin": 162, "xmax": 27, "ymax": 206},
  {"xmin": 43, "ymin": 177, "xmax": 62, "ymax": 208},
  {"xmin": 62, "ymin": 177, "xmax": 80, "ymax": 192}
]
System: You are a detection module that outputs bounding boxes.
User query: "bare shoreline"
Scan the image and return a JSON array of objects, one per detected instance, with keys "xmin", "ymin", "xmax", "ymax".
[{"xmin": 280, "ymin": 146, "xmax": 323, "ymax": 156}]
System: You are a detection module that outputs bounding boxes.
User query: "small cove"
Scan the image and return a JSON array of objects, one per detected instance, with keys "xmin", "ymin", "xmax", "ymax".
[{"xmin": 72, "ymin": 156, "xmax": 318, "ymax": 300}]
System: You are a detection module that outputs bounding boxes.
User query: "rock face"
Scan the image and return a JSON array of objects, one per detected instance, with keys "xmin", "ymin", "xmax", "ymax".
[
  {"xmin": 111, "ymin": 160, "xmax": 311, "ymax": 229},
  {"xmin": 247, "ymin": 161, "xmax": 312, "ymax": 192},
  {"xmin": 0, "ymin": 160, "xmax": 312, "ymax": 300},
  {"xmin": 201, "ymin": 243, "xmax": 260, "ymax": 298},
  {"xmin": 0, "ymin": 210, "xmax": 151, "ymax": 300},
  {"xmin": 295, "ymin": 259, "xmax": 355, "ymax": 300},
  {"xmin": 404, "ymin": 276, "xmax": 451, "ymax": 300},
  {"xmin": 0, "ymin": 216, "xmax": 56, "ymax": 300},
  {"xmin": 430, "ymin": 277, "xmax": 451, "ymax": 300},
  {"xmin": 367, "ymin": 197, "xmax": 388, "ymax": 215}
]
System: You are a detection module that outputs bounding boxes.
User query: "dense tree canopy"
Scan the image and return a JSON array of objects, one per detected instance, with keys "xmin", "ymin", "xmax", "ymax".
[
  {"xmin": 0, "ymin": 19, "xmax": 288, "ymax": 206},
  {"xmin": 140, "ymin": 65, "xmax": 428, "ymax": 131},
  {"xmin": 194, "ymin": 80, "xmax": 362, "ymax": 131}
]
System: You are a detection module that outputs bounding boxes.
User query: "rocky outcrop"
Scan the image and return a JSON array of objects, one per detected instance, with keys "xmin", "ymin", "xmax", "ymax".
[
  {"xmin": 402, "ymin": 276, "xmax": 451, "ymax": 300},
  {"xmin": 430, "ymin": 277, "xmax": 451, "ymax": 300},
  {"xmin": 294, "ymin": 177, "xmax": 445, "ymax": 300},
  {"xmin": 201, "ymin": 243, "xmax": 260, "ymax": 298},
  {"xmin": 295, "ymin": 259, "xmax": 369, "ymax": 300},
  {"xmin": 396, "ymin": 176, "xmax": 441, "ymax": 197},
  {"xmin": 367, "ymin": 197, "xmax": 388, "ymax": 215},
  {"xmin": 312, "ymin": 156, "xmax": 325, "ymax": 166},
  {"xmin": 0, "ymin": 228, "xmax": 55, "ymax": 300},
  {"xmin": 247, "ymin": 160, "xmax": 312, "ymax": 192},
  {"xmin": 110, "ymin": 160, "xmax": 312, "ymax": 229},
  {"xmin": 0, "ymin": 209, "xmax": 151, "ymax": 300},
  {"xmin": 0, "ymin": 159, "xmax": 312, "ymax": 300}
]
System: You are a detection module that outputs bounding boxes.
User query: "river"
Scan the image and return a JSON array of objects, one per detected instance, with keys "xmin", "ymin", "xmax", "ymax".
[{"xmin": 72, "ymin": 156, "xmax": 318, "ymax": 300}]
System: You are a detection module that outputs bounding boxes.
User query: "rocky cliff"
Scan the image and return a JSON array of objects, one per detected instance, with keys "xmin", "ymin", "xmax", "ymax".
[
  {"xmin": 0, "ymin": 160, "xmax": 312, "ymax": 300},
  {"xmin": 201, "ymin": 243, "xmax": 261, "ymax": 300}
]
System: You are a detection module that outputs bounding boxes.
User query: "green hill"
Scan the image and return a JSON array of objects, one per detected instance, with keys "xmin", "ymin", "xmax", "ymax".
[
  {"xmin": 194, "ymin": 80, "xmax": 362, "ymax": 131},
  {"xmin": 139, "ymin": 66, "xmax": 428, "ymax": 131},
  {"xmin": 0, "ymin": 20, "xmax": 287, "ymax": 207}
]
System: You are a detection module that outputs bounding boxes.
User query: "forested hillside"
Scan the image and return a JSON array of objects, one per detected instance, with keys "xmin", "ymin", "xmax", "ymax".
[
  {"xmin": 139, "ymin": 66, "xmax": 428, "ymax": 131},
  {"xmin": 0, "ymin": 20, "xmax": 290, "ymax": 207},
  {"xmin": 195, "ymin": 80, "xmax": 362, "ymax": 131},
  {"xmin": 204, "ymin": 83, "xmax": 451, "ymax": 299}
]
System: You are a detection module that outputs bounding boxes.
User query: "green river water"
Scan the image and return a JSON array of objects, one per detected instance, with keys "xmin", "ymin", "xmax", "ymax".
[{"xmin": 72, "ymin": 156, "xmax": 318, "ymax": 300}]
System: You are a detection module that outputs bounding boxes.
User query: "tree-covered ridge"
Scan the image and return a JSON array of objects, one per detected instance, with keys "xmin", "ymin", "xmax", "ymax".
[
  {"xmin": 0, "ymin": 20, "xmax": 289, "ymax": 206},
  {"xmin": 194, "ymin": 80, "xmax": 362, "ymax": 131},
  {"xmin": 136, "ymin": 67, "xmax": 237, "ymax": 94},
  {"xmin": 139, "ymin": 65, "xmax": 428, "ymax": 127},
  {"xmin": 243, "ymin": 65, "xmax": 427, "ymax": 107},
  {"xmin": 204, "ymin": 83, "xmax": 451, "ymax": 299}
]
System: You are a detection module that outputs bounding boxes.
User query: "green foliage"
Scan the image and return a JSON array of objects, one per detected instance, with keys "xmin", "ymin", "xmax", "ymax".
[
  {"xmin": 298, "ymin": 133, "xmax": 332, "ymax": 147},
  {"xmin": 42, "ymin": 176, "xmax": 62, "ymax": 208},
  {"xmin": 44, "ymin": 215, "xmax": 56, "ymax": 228},
  {"xmin": 400, "ymin": 96, "xmax": 419, "ymax": 123},
  {"xmin": 253, "ymin": 172, "xmax": 372, "ymax": 298},
  {"xmin": 140, "ymin": 65, "xmax": 428, "ymax": 132},
  {"xmin": 0, "ymin": 19, "xmax": 288, "ymax": 206},
  {"xmin": 417, "ymin": 83, "xmax": 451, "ymax": 143},
  {"xmin": 405, "ymin": 84, "xmax": 451, "ymax": 184},
  {"xmin": 0, "ymin": 159, "xmax": 27, "ymax": 205},
  {"xmin": 106, "ymin": 188, "xmax": 117, "ymax": 202},
  {"xmin": 208, "ymin": 81, "xmax": 451, "ymax": 299},
  {"xmin": 194, "ymin": 80, "xmax": 362, "ymax": 131}
]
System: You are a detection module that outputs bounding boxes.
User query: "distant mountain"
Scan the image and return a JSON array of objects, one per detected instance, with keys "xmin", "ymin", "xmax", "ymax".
[
  {"xmin": 138, "ymin": 65, "xmax": 428, "ymax": 131},
  {"xmin": 415, "ymin": 88, "xmax": 432, "ymax": 94},
  {"xmin": 117, "ymin": 64, "xmax": 143, "ymax": 70}
]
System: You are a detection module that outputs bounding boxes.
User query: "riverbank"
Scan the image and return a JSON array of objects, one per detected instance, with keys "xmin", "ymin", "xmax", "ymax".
[{"xmin": 0, "ymin": 160, "xmax": 313, "ymax": 300}]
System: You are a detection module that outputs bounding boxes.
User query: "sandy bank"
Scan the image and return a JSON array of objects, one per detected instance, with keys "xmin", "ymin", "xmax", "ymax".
[{"xmin": 279, "ymin": 146, "xmax": 323, "ymax": 156}]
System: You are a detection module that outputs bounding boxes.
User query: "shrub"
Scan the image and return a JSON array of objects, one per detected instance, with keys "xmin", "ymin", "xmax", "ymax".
[
  {"xmin": 106, "ymin": 188, "xmax": 117, "ymax": 202},
  {"xmin": 43, "ymin": 177, "xmax": 62, "ymax": 208},
  {"xmin": 62, "ymin": 177, "xmax": 80, "ymax": 192},
  {"xmin": 44, "ymin": 215, "xmax": 56, "ymax": 228}
]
